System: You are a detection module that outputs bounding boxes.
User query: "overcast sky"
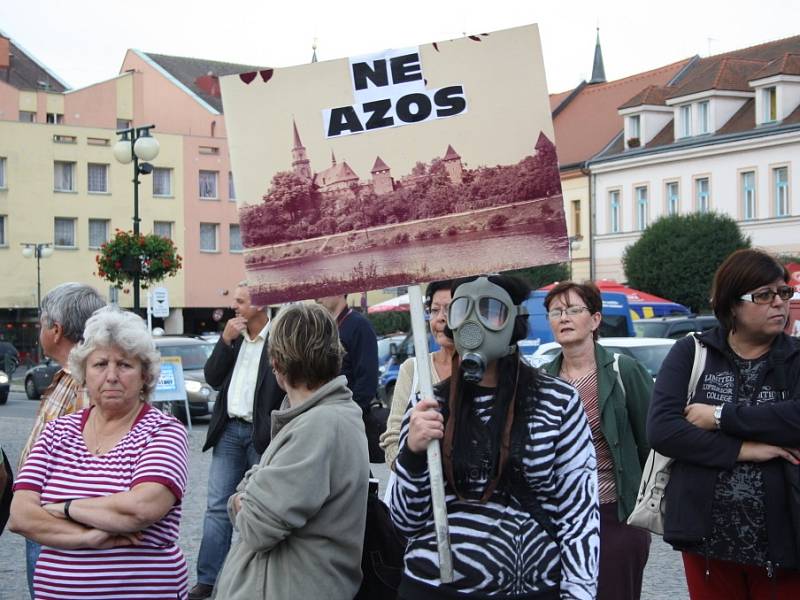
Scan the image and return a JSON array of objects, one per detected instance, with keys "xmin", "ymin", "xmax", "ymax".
[{"xmin": 1, "ymin": 0, "xmax": 798, "ymax": 94}]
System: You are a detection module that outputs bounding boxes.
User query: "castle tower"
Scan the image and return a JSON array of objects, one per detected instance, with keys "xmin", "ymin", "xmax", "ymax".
[
  {"xmin": 442, "ymin": 144, "xmax": 463, "ymax": 185},
  {"xmin": 291, "ymin": 120, "xmax": 312, "ymax": 180},
  {"xmin": 370, "ymin": 156, "xmax": 394, "ymax": 196}
]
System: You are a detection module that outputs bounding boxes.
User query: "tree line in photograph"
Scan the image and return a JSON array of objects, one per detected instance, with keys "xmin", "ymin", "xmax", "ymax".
[{"xmin": 240, "ymin": 133, "xmax": 560, "ymax": 247}]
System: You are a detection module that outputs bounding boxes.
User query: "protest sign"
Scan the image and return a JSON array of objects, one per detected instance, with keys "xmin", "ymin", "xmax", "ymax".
[{"xmin": 221, "ymin": 24, "xmax": 567, "ymax": 305}]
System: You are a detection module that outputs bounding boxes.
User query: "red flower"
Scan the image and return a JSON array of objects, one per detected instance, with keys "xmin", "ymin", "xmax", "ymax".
[{"xmin": 114, "ymin": 261, "xmax": 122, "ymax": 269}]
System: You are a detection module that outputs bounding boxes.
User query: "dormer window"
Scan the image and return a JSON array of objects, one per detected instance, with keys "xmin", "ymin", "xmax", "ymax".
[
  {"xmin": 680, "ymin": 105, "xmax": 692, "ymax": 137},
  {"xmin": 763, "ymin": 87, "xmax": 777, "ymax": 122},
  {"xmin": 698, "ymin": 101, "xmax": 710, "ymax": 134}
]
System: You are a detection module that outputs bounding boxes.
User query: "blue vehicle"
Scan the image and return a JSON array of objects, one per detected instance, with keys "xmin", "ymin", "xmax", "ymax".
[{"xmin": 377, "ymin": 332, "xmax": 439, "ymax": 405}]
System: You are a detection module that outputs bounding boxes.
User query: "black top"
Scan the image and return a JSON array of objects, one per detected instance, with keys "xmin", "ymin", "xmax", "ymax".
[{"xmin": 336, "ymin": 308, "xmax": 378, "ymax": 410}]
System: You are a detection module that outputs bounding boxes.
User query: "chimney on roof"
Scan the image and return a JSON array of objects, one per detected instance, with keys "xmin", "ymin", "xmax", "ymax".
[
  {"xmin": 0, "ymin": 36, "xmax": 10, "ymax": 70},
  {"xmin": 589, "ymin": 28, "xmax": 606, "ymax": 84}
]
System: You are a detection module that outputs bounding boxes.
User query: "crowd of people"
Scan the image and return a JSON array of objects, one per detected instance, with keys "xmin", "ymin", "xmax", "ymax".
[{"xmin": 1, "ymin": 247, "xmax": 799, "ymax": 600}]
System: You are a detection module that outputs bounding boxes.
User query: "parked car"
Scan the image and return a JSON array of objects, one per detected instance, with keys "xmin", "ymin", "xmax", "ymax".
[
  {"xmin": 24, "ymin": 359, "xmax": 62, "ymax": 400},
  {"xmin": 377, "ymin": 332, "xmax": 439, "ymax": 405},
  {"xmin": 378, "ymin": 334, "xmax": 406, "ymax": 376},
  {"xmin": 153, "ymin": 336, "xmax": 217, "ymax": 423},
  {"xmin": 0, "ymin": 369, "xmax": 9, "ymax": 405},
  {"xmin": 527, "ymin": 337, "xmax": 676, "ymax": 380},
  {"xmin": 633, "ymin": 315, "xmax": 718, "ymax": 339}
]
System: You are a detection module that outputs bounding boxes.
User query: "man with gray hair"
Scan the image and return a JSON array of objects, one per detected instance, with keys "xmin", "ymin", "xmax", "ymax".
[{"xmin": 18, "ymin": 282, "xmax": 105, "ymax": 597}]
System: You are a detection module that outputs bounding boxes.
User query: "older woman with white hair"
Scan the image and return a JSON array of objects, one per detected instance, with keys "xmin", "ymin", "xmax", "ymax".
[{"xmin": 10, "ymin": 306, "xmax": 190, "ymax": 600}]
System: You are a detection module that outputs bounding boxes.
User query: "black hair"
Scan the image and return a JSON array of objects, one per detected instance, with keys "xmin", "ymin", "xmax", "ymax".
[{"xmin": 425, "ymin": 279, "xmax": 455, "ymax": 310}]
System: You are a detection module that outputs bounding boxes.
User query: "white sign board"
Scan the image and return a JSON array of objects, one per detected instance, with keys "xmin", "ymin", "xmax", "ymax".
[{"xmin": 151, "ymin": 287, "xmax": 170, "ymax": 318}]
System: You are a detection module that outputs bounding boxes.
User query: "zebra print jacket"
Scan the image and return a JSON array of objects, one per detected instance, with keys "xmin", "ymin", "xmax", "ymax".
[{"xmin": 390, "ymin": 370, "xmax": 599, "ymax": 600}]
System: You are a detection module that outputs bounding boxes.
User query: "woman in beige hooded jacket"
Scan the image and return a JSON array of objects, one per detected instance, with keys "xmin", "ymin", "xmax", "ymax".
[{"xmin": 212, "ymin": 303, "xmax": 370, "ymax": 600}]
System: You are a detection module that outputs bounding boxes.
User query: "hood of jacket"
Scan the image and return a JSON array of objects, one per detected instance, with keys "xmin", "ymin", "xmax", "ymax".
[{"xmin": 270, "ymin": 375, "xmax": 353, "ymax": 439}]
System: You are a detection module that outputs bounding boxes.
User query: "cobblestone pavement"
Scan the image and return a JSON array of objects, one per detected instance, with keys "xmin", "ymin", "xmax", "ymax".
[{"xmin": 0, "ymin": 391, "xmax": 688, "ymax": 600}]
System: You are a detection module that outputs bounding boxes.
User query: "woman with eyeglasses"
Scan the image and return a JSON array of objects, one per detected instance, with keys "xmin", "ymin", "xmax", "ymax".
[
  {"xmin": 648, "ymin": 248, "xmax": 800, "ymax": 599},
  {"xmin": 541, "ymin": 281, "xmax": 654, "ymax": 600},
  {"xmin": 381, "ymin": 279, "xmax": 455, "ymax": 471}
]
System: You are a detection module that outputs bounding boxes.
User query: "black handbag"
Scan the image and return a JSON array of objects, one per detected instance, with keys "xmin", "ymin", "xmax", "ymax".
[
  {"xmin": 0, "ymin": 448, "xmax": 13, "ymax": 536},
  {"xmin": 354, "ymin": 481, "xmax": 406, "ymax": 600},
  {"xmin": 364, "ymin": 402, "xmax": 389, "ymax": 464}
]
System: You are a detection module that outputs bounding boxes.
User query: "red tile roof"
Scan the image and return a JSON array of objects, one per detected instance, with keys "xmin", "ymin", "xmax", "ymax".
[
  {"xmin": 750, "ymin": 53, "xmax": 800, "ymax": 80},
  {"xmin": 666, "ymin": 58, "xmax": 767, "ymax": 98},
  {"xmin": 619, "ymin": 85, "xmax": 676, "ymax": 109},
  {"xmin": 551, "ymin": 58, "xmax": 692, "ymax": 166}
]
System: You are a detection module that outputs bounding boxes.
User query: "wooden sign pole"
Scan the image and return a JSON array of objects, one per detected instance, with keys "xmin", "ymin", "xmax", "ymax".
[{"xmin": 408, "ymin": 284, "xmax": 453, "ymax": 583}]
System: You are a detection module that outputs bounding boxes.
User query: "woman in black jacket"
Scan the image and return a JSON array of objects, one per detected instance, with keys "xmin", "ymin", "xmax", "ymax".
[{"xmin": 648, "ymin": 248, "xmax": 800, "ymax": 599}]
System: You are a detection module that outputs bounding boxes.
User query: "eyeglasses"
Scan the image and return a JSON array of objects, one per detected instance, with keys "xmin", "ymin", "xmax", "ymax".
[
  {"xmin": 448, "ymin": 296, "xmax": 511, "ymax": 331},
  {"xmin": 547, "ymin": 306, "xmax": 590, "ymax": 320},
  {"xmin": 425, "ymin": 304, "xmax": 450, "ymax": 320},
  {"xmin": 739, "ymin": 285, "xmax": 794, "ymax": 305}
]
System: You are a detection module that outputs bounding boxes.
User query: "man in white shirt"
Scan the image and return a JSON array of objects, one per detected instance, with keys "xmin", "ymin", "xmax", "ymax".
[{"xmin": 189, "ymin": 283, "xmax": 283, "ymax": 600}]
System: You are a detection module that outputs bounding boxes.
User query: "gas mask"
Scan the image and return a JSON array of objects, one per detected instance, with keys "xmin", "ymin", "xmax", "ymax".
[{"xmin": 448, "ymin": 277, "xmax": 526, "ymax": 383}]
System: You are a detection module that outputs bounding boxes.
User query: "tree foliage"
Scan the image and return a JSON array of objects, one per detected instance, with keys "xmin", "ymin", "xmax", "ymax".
[
  {"xmin": 623, "ymin": 212, "xmax": 750, "ymax": 313},
  {"xmin": 504, "ymin": 262, "xmax": 570, "ymax": 290},
  {"xmin": 367, "ymin": 311, "xmax": 410, "ymax": 336}
]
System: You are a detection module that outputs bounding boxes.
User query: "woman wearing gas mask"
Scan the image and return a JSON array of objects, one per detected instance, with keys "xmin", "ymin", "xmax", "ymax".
[
  {"xmin": 542, "ymin": 281, "xmax": 653, "ymax": 600},
  {"xmin": 390, "ymin": 274, "xmax": 599, "ymax": 600}
]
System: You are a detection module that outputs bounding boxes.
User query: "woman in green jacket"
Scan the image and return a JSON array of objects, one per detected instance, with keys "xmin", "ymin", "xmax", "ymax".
[{"xmin": 542, "ymin": 281, "xmax": 653, "ymax": 600}]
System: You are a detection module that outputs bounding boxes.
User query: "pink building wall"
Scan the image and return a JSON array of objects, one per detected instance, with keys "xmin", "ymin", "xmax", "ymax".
[
  {"xmin": 64, "ymin": 78, "xmax": 119, "ymax": 129},
  {"xmin": 119, "ymin": 50, "xmax": 244, "ymax": 308}
]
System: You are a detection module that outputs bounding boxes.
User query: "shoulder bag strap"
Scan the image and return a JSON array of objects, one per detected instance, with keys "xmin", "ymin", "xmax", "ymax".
[
  {"xmin": 612, "ymin": 353, "xmax": 626, "ymax": 397},
  {"xmin": 687, "ymin": 334, "xmax": 707, "ymax": 404}
]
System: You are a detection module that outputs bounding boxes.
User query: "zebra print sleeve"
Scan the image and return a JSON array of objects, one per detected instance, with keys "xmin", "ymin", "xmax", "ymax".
[
  {"xmin": 390, "ymin": 400, "xmax": 434, "ymax": 536},
  {"xmin": 544, "ymin": 380, "xmax": 600, "ymax": 600}
]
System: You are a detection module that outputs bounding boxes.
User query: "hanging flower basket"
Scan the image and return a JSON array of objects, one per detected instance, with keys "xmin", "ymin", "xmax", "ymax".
[{"xmin": 95, "ymin": 229, "xmax": 183, "ymax": 289}]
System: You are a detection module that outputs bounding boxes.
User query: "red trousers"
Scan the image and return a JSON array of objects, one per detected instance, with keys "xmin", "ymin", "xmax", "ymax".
[{"xmin": 683, "ymin": 552, "xmax": 800, "ymax": 600}]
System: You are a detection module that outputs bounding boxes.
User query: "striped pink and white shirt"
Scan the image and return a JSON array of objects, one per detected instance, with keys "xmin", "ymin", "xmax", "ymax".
[{"xmin": 14, "ymin": 404, "xmax": 189, "ymax": 599}]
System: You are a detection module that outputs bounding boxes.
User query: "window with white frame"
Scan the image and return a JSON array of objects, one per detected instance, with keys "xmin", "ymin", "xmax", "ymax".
[
  {"xmin": 741, "ymin": 171, "xmax": 756, "ymax": 220},
  {"xmin": 698, "ymin": 101, "xmax": 710, "ymax": 134},
  {"xmin": 680, "ymin": 105, "xmax": 692, "ymax": 137},
  {"xmin": 229, "ymin": 224, "xmax": 243, "ymax": 252},
  {"xmin": 19, "ymin": 111, "xmax": 36, "ymax": 122},
  {"xmin": 0, "ymin": 215, "xmax": 6, "ymax": 246},
  {"xmin": 46, "ymin": 112, "xmax": 64, "ymax": 124},
  {"xmin": 764, "ymin": 87, "xmax": 777, "ymax": 122},
  {"xmin": 153, "ymin": 221, "xmax": 173, "ymax": 240},
  {"xmin": 695, "ymin": 177, "xmax": 710, "ymax": 213},
  {"xmin": 116, "ymin": 119, "xmax": 132, "ymax": 130},
  {"xmin": 88, "ymin": 219, "xmax": 109, "ymax": 248},
  {"xmin": 199, "ymin": 170, "xmax": 218, "ymax": 199},
  {"xmin": 629, "ymin": 115, "xmax": 640, "ymax": 140},
  {"xmin": 666, "ymin": 181, "xmax": 680, "ymax": 215},
  {"xmin": 54, "ymin": 161, "xmax": 76, "ymax": 192},
  {"xmin": 200, "ymin": 222, "xmax": 219, "ymax": 251},
  {"xmin": 0, "ymin": 157, "xmax": 6, "ymax": 188},
  {"xmin": 228, "ymin": 171, "xmax": 236, "ymax": 200},
  {"xmin": 152, "ymin": 168, "xmax": 172, "ymax": 197},
  {"xmin": 87, "ymin": 163, "xmax": 109, "ymax": 193},
  {"xmin": 609, "ymin": 190, "xmax": 621, "ymax": 233},
  {"xmin": 774, "ymin": 167, "xmax": 789, "ymax": 217},
  {"xmin": 54, "ymin": 217, "xmax": 76, "ymax": 247},
  {"xmin": 635, "ymin": 186, "xmax": 648, "ymax": 230}
]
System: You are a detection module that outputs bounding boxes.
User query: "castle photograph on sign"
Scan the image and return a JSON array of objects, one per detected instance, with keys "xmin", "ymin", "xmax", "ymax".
[{"xmin": 221, "ymin": 25, "xmax": 567, "ymax": 305}]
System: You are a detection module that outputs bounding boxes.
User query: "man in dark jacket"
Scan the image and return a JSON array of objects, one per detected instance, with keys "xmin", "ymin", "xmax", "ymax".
[
  {"xmin": 189, "ymin": 283, "xmax": 283, "ymax": 600},
  {"xmin": 317, "ymin": 295, "xmax": 378, "ymax": 411}
]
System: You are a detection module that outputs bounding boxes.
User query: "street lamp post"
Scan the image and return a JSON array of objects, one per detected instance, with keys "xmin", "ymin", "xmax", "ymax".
[
  {"xmin": 113, "ymin": 125, "xmax": 160, "ymax": 311},
  {"xmin": 21, "ymin": 242, "xmax": 54, "ymax": 362}
]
